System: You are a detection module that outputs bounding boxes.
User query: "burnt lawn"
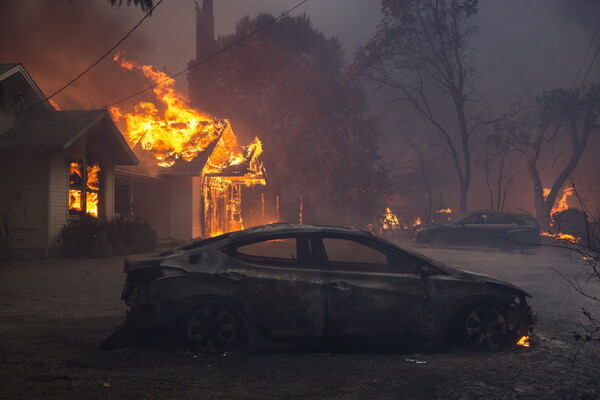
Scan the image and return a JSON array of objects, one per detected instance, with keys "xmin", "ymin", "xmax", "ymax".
[{"xmin": 0, "ymin": 246, "xmax": 599, "ymax": 399}]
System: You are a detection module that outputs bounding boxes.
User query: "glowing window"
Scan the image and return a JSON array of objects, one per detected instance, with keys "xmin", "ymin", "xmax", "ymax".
[{"xmin": 68, "ymin": 161, "xmax": 100, "ymax": 217}]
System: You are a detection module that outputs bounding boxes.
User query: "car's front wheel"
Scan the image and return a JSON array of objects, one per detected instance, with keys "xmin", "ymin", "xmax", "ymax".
[
  {"xmin": 186, "ymin": 304, "xmax": 244, "ymax": 353},
  {"xmin": 465, "ymin": 305, "xmax": 508, "ymax": 349}
]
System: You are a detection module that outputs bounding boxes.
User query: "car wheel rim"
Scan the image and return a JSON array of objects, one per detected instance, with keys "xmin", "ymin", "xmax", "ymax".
[
  {"xmin": 465, "ymin": 306, "xmax": 507, "ymax": 349},
  {"xmin": 187, "ymin": 305, "xmax": 239, "ymax": 353}
]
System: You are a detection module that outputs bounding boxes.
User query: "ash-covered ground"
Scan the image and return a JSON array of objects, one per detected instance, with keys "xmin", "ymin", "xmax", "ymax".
[{"xmin": 0, "ymin": 245, "xmax": 598, "ymax": 399}]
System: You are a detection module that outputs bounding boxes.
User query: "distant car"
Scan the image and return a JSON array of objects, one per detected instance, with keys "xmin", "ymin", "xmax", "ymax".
[
  {"xmin": 106, "ymin": 223, "xmax": 535, "ymax": 353},
  {"xmin": 412, "ymin": 210, "xmax": 540, "ymax": 249}
]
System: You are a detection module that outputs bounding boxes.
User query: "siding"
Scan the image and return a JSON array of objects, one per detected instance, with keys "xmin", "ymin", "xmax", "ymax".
[
  {"xmin": 102, "ymin": 160, "xmax": 114, "ymax": 220},
  {"xmin": 0, "ymin": 109, "xmax": 15, "ymax": 135},
  {"xmin": 191, "ymin": 176, "xmax": 202, "ymax": 239},
  {"xmin": 48, "ymin": 152, "xmax": 68, "ymax": 246},
  {"xmin": 0, "ymin": 150, "xmax": 49, "ymax": 249},
  {"xmin": 168, "ymin": 176, "xmax": 192, "ymax": 240}
]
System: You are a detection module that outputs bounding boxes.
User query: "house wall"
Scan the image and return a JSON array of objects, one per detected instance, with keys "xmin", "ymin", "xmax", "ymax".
[
  {"xmin": 0, "ymin": 149, "xmax": 49, "ymax": 250},
  {"xmin": 48, "ymin": 152, "xmax": 68, "ymax": 246},
  {"xmin": 127, "ymin": 177, "xmax": 170, "ymax": 240},
  {"xmin": 192, "ymin": 176, "xmax": 202, "ymax": 239},
  {"xmin": 102, "ymin": 160, "xmax": 115, "ymax": 221},
  {"xmin": 168, "ymin": 176, "xmax": 193, "ymax": 240}
]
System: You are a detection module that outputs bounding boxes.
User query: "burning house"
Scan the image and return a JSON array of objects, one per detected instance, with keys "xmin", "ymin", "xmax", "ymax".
[
  {"xmin": 0, "ymin": 61, "xmax": 266, "ymax": 257},
  {"xmin": 110, "ymin": 53, "xmax": 266, "ymax": 239}
]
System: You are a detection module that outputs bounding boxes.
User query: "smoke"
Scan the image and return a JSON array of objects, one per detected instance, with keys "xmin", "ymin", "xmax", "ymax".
[{"xmin": 0, "ymin": 0, "xmax": 153, "ymax": 110}]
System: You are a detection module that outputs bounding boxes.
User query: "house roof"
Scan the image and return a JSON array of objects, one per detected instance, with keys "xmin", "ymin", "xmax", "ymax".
[
  {"xmin": 0, "ymin": 63, "xmax": 21, "ymax": 76},
  {"xmin": 0, "ymin": 109, "xmax": 138, "ymax": 165},
  {"xmin": 0, "ymin": 109, "xmax": 103, "ymax": 146}
]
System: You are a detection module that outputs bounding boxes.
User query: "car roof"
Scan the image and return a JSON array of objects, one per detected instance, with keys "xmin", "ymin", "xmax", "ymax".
[{"xmin": 227, "ymin": 223, "xmax": 374, "ymax": 240}]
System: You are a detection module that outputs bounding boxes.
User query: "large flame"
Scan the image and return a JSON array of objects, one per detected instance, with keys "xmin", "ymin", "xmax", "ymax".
[
  {"xmin": 110, "ymin": 53, "xmax": 266, "ymax": 237},
  {"xmin": 110, "ymin": 52, "xmax": 222, "ymax": 168}
]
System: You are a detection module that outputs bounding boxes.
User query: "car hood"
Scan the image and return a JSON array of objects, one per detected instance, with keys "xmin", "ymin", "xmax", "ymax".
[{"xmin": 442, "ymin": 266, "xmax": 531, "ymax": 297}]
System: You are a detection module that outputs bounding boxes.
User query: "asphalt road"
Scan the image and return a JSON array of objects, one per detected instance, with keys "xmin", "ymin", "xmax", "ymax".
[{"xmin": 0, "ymin": 244, "xmax": 598, "ymax": 399}]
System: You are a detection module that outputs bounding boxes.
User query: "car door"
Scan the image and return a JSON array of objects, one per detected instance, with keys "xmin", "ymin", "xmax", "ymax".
[
  {"xmin": 459, "ymin": 212, "xmax": 490, "ymax": 245},
  {"xmin": 314, "ymin": 235, "xmax": 436, "ymax": 339},
  {"xmin": 220, "ymin": 234, "xmax": 325, "ymax": 339}
]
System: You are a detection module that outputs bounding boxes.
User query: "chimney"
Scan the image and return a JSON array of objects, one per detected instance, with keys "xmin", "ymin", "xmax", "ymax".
[{"xmin": 195, "ymin": 0, "xmax": 215, "ymax": 62}]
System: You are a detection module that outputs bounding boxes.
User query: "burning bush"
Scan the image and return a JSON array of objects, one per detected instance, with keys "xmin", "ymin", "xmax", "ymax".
[{"xmin": 56, "ymin": 216, "xmax": 157, "ymax": 258}]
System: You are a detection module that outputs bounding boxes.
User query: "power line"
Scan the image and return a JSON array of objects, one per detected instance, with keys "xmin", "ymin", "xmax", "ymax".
[
  {"xmin": 572, "ymin": 18, "xmax": 600, "ymax": 88},
  {"xmin": 30, "ymin": 0, "xmax": 164, "ymax": 109},
  {"xmin": 27, "ymin": 0, "xmax": 311, "ymax": 133},
  {"xmin": 103, "ymin": 0, "xmax": 310, "ymax": 109},
  {"xmin": 520, "ymin": 0, "xmax": 538, "ymax": 85},
  {"xmin": 580, "ymin": 42, "xmax": 600, "ymax": 87}
]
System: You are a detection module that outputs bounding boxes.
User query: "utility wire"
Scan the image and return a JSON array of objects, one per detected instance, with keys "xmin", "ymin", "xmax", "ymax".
[
  {"xmin": 103, "ymin": 0, "xmax": 310, "ymax": 109},
  {"xmin": 27, "ymin": 0, "xmax": 311, "ymax": 133},
  {"xmin": 572, "ymin": 18, "xmax": 600, "ymax": 88},
  {"xmin": 580, "ymin": 42, "xmax": 600, "ymax": 87},
  {"xmin": 30, "ymin": 0, "xmax": 164, "ymax": 109},
  {"xmin": 520, "ymin": 0, "xmax": 538, "ymax": 85}
]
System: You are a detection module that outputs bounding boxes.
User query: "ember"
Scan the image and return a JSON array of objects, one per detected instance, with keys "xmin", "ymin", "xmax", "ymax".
[{"xmin": 516, "ymin": 335, "xmax": 530, "ymax": 347}]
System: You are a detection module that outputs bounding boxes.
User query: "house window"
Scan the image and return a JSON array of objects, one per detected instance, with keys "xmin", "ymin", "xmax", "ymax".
[{"xmin": 68, "ymin": 161, "xmax": 101, "ymax": 217}]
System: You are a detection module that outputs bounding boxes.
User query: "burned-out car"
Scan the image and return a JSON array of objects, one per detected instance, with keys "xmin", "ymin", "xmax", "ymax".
[
  {"xmin": 106, "ymin": 223, "xmax": 535, "ymax": 353},
  {"xmin": 412, "ymin": 210, "xmax": 540, "ymax": 249}
]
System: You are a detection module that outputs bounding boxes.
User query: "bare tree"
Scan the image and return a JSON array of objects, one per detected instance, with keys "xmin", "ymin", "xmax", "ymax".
[
  {"xmin": 354, "ymin": 0, "xmax": 512, "ymax": 213},
  {"xmin": 481, "ymin": 132, "xmax": 517, "ymax": 212},
  {"xmin": 547, "ymin": 183, "xmax": 600, "ymax": 343},
  {"xmin": 502, "ymin": 85, "xmax": 600, "ymax": 230}
]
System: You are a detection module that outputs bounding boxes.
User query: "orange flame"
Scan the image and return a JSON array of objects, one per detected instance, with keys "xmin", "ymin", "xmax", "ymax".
[
  {"xmin": 381, "ymin": 207, "xmax": 400, "ymax": 230},
  {"xmin": 110, "ymin": 52, "xmax": 221, "ymax": 168},
  {"xmin": 540, "ymin": 231, "xmax": 579, "ymax": 242},
  {"xmin": 437, "ymin": 208, "xmax": 452, "ymax": 213},
  {"xmin": 544, "ymin": 187, "xmax": 573, "ymax": 216},
  {"xmin": 516, "ymin": 336, "xmax": 530, "ymax": 347}
]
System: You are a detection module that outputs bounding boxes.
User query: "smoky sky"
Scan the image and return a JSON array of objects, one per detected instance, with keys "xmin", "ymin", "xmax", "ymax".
[{"xmin": 1, "ymin": 0, "xmax": 599, "ymax": 212}]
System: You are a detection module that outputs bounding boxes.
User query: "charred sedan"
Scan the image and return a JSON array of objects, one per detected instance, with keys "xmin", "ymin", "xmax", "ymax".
[
  {"xmin": 108, "ymin": 224, "xmax": 535, "ymax": 353},
  {"xmin": 412, "ymin": 210, "xmax": 540, "ymax": 249}
]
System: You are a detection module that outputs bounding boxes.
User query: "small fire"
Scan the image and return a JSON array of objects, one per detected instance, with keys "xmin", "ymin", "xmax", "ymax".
[
  {"xmin": 544, "ymin": 187, "xmax": 573, "ymax": 216},
  {"xmin": 516, "ymin": 336, "xmax": 530, "ymax": 347},
  {"xmin": 437, "ymin": 208, "xmax": 452, "ymax": 213},
  {"xmin": 414, "ymin": 217, "xmax": 422, "ymax": 226},
  {"xmin": 540, "ymin": 231, "xmax": 579, "ymax": 242},
  {"xmin": 381, "ymin": 207, "xmax": 400, "ymax": 231}
]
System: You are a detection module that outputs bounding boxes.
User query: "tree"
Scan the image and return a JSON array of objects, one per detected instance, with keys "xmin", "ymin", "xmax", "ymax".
[
  {"xmin": 500, "ymin": 85, "xmax": 600, "ymax": 229},
  {"xmin": 106, "ymin": 0, "xmax": 154, "ymax": 12},
  {"xmin": 188, "ymin": 13, "xmax": 387, "ymax": 226},
  {"xmin": 353, "ymin": 0, "xmax": 505, "ymax": 213}
]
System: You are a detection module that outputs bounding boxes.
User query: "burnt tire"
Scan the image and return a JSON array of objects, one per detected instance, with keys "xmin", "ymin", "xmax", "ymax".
[
  {"xmin": 464, "ymin": 305, "xmax": 508, "ymax": 349},
  {"xmin": 186, "ymin": 304, "xmax": 244, "ymax": 353}
]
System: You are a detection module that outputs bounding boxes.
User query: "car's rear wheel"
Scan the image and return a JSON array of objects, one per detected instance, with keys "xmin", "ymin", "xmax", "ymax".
[
  {"xmin": 465, "ymin": 305, "xmax": 508, "ymax": 349},
  {"xmin": 430, "ymin": 233, "xmax": 449, "ymax": 248},
  {"xmin": 186, "ymin": 304, "xmax": 243, "ymax": 353}
]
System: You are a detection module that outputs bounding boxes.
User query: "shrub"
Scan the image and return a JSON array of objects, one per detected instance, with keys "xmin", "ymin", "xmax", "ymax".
[{"xmin": 56, "ymin": 216, "xmax": 157, "ymax": 258}]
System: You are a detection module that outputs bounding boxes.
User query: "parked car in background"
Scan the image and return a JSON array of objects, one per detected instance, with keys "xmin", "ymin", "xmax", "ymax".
[
  {"xmin": 104, "ymin": 223, "xmax": 535, "ymax": 353},
  {"xmin": 412, "ymin": 211, "xmax": 540, "ymax": 249}
]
